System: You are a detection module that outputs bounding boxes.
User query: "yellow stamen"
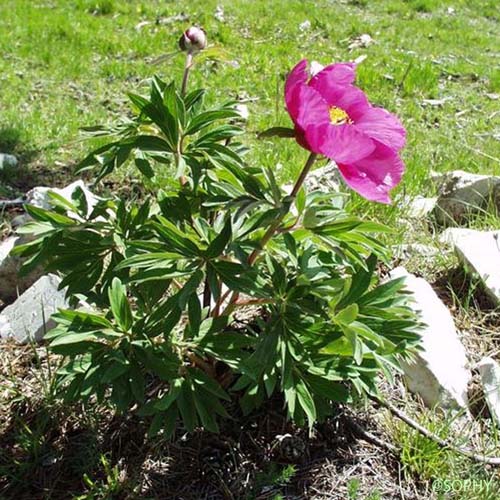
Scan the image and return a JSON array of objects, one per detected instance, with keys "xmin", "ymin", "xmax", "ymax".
[{"xmin": 329, "ymin": 106, "xmax": 352, "ymax": 125}]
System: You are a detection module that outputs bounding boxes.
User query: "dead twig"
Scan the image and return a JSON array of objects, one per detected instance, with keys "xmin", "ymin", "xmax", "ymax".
[
  {"xmin": 0, "ymin": 198, "xmax": 24, "ymax": 209},
  {"xmin": 347, "ymin": 418, "xmax": 399, "ymax": 454}
]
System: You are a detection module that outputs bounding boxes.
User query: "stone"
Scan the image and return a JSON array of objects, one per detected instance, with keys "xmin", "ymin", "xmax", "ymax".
[
  {"xmin": 432, "ymin": 170, "xmax": 500, "ymax": 226},
  {"xmin": 26, "ymin": 180, "xmax": 98, "ymax": 219},
  {"xmin": 214, "ymin": 5, "xmax": 225, "ymax": 22},
  {"xmin": 348, "ymin": 34, "xmax": 374, "ymax": 50},
  {"xmin": 299, "ymin": 20, "xmax": 311, "ymax": 32},
  {"xmin": 390, "ymin": 267, "xmax": 471, "ymax": 410},
  {"xmin": 234, "ymin": 103, "xmax": 249, "ymax": 121},
  {"xmin": 406, "ymin": 195, "xmax": 437, "ymax": 219},
  {"xmin": 0, "ymin": 153, "xmax": 18, "ymax": 172},
  {"xmin": 393, "ymin": 243, "xmax": 439, "ymax": 260},
  {"xmin": 301, "ymin": 162, "xmax": 346, "ymax": 209},
  {"xmin": 0, "ymin": 274, "xmax": 67, "ymax": 343},
  {"xmin": 304, "ymin": 162, "xmax": 342, "ymax": 193},
  {"xmin": 0, "ymin": 180, "xmax": 97, "ymax": 303},
  {"xmin": 476, "ymin": 357, "xmax": 500, "ymax": 426},
  {"xmin": 439, "ymin": 228, "xmax": 500, "ymax": 305},
  {"xmin": 282, "ymin": 162, "xmax": 346, "ymax": 212},
  {"xmin": 0, "ymin": 236, "xmax": 44, "ymax": 304},
  {"xmin": 0, "ymin": 231, "xmax": 45, "ymax": 304}
]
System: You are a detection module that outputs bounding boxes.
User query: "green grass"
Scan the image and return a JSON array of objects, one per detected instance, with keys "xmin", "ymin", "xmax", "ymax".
[
  {"xmin": 386, "ymin": 406, "xmax": 500, "ymax": 499},
  {"xmin": 1, "ymin": 0, "xmax": 500, "ymax": 497},
  {"xmin": 0, "ymin": 0, "xmax": 499, "ymax": 215}
]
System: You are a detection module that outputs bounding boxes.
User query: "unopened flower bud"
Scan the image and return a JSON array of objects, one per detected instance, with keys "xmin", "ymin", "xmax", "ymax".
[{"xmin": 179, "ymin": 26, "xmax": 207, "ymax": 52}]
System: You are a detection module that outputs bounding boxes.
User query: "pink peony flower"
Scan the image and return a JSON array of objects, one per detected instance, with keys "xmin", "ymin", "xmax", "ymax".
[{"xmin": 285, "ymin": 59, "xmax": 406, "ymax": 203}]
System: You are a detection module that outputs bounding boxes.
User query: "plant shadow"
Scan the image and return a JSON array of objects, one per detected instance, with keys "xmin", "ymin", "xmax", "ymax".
[{"xmin": 0, "ymin": 125, "xmax": 74, "ymax": 195}]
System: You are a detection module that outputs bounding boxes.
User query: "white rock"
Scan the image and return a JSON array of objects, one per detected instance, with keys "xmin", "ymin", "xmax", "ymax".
[
  {"xmin": 26, "ymin": 180, "xmax": 98, "ymax": 219},
  {"xmin": 348, "ymin": 34, "xmax": 374, "ymax": 50},
  {"xmin": 390, "ymin": 267, "xmax": 471, "ymax": 410},
  {"xmin": 477, "ymin": 357, "xmax": 500, "ymax": 426},
  {"xmin": 0, "ymin": 235, "xmax": 45, "ymax": 304},
  {"xmin": 0, "ymin": 181, "xmax": 97, "ymax": 303},
  {"xmin": 299, "ymin": 20, "xmax": 311, "ymax": 32},
  {"xmin": 393, "ymin": 243, "xmax": 439, "ymax": 260},
  {"xmin": 304, "ymin": 162, "xmax": 343, "ymax": 194},
  {"xmin": 282, "ymin": 162, "xmax": 345, "ymax": 202},
  {"xmin": 0, "ymin": 274, "xmax": 67, "ymax": 343},
  {"xmin": 0, "ymin": 153, "xmax": 18, "ymax": 171},
  {"xmin": 439, "ymin": 228, "xmax": 500, "ymax": 304},
  {"xmin": 214, "ymin": 5, "xmax": 225, "ymax": 22},
  {"xmin": 406, "ymin": 195, "xmax": 437, "ymax": 218},
  {"xmin": 234, "ymin": 103, "xmax": 249, "ymax": 121},
  {"xmin": 432, "ymin": 170, "xmax": 500, "ymax": 226},
  {"xmin": 0, "ymin": 236, "xmax": 17, "ymax": 264},
  {"xmin": 421, "ymin": 97, "xmax": 453, "ymax": 107},
  {"xmin": 438, "ymin": 227, "xmax": 475, "ymax": 246}
]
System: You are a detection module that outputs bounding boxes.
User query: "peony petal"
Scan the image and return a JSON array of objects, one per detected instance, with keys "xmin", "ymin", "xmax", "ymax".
[
  {"xmin": 310, "ymin": 63, "xmax": 357, "ymax": 92},
  {"xmin": 332, "ymin": 85, "xmax": 371, "ymax": 117},
  {"xmin": 285, "ymin": 59, "xmax": 309, "ymax": 122},
  {"xmin": 287, "ymin": 84, "xmax": 330, "ymax": 132},
  {"xmin": 353, "ymin": 107, "xmax": 406, "ymax": 151},
  {"xmin": 305, "ymin": 123, "xmax": 375, "ymax": 163},
  {"xmin": 337, "ymin": 142, "xmax": 404, "ymax": 203}
]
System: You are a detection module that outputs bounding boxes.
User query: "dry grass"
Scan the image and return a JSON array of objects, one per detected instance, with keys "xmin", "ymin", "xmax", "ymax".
[{"xmin": 0, "ymin": 343, "xmax": 428, "ymax": 499}]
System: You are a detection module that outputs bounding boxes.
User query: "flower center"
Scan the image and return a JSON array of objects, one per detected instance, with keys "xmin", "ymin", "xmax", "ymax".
[{"xmin": 329, "ymin": 106, "xmax": 352, "ymax": 125}]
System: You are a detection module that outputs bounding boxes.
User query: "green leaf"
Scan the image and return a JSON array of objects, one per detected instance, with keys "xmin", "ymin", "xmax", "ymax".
[
  {"xmin": 307, "ymin": 375, "xmax": 349, "ymax": 403},
  {"xmin": 177, "ymin": 380, "xmax": 198, "ymax": 432},
  {"xmin": 102, "ymin": 361, "xmax": 130, "ymax": 383},
  {"xmin": 295, "ymin": 186, "xmax": 306, "ymax": 215},
  {"xmin": 342, "ymin": 326, "xmax": 364, "ymax": 365},
  {"xmin": 71, "ymin": 186, "xmax": 89, "ymax": 216},
  {"xmin": 163, "ymin": 405, "xmax": 179, "ymax": 440},
  {"xmin": 24, "ymin": 204, "xmax": 75, "ymax": 226},
  {"xmin": 108, "ymin": 277, "xmax": 133, "ymax": 331},
  {"xmin": 186, "ymin": 108, "xmax": 240, "ymax": 135},
  {"xmin": 178, "ymin": 269, "xmax": 204, "ymax": 309},
  {"xmin": 258, "ymin": 126, "xmax": 296, "ymax": 139},
  {"xmin": 191, "ymin": 368, "xmax": 230, "ymax": 401},
  {"xmin": 184, "ymin": 88, "xmax": 205, "ymax": 110},
  {"xmin": 320, "ymin": 336, "xmax": 353, "ymax": 357},
  {"xmin": 129, "ymin": 364, "xmax": 145, "ymax": 402},
  {"xmin": 47, "ymin": 191, "xmax": 77, "ymax": 212},
  {"xmin": 205, "ymin": 218, "xmax": 232, "ymax": 259},
  {"xmin": 335, "ymin": 304, "xmax": 359, "ymax": 325},
  {"xmin": 49, "ymin": 332, "xmax": 101, "ymax": 348},
  {"xmin": 52, "ymin": 309, "xmax": 113, "ymax": 330},
  {"xmin": 188, "ymin": 293, "xmax": 202, "ymax": 335},
  {"xmin": 337, "ymin": 254, "xmax": 377, "ymax": 309},
  {"xmin": 135, "ymin": 152, "xmax": 155, "ymax": 179},
  {"xmin": 115, "ymin": 252, "xmax": 186, "ymax": 270},
  {"xmin": 296, "ymin": 379, "xmax": 317, "ymax": 428},
  {"xmin": 128, "ymin": 92, "xmax": 150, "ymax": 113},
  {"xmin": 155, "ymin": 378, "xmax": 183, "ymax": 410},
  {"xmin": 193, "ymin": 391, "xmax": 219, "ymax": 433},
  {"xmin": 154, "ymin": 216, "xmax": 200, "ymax": 257}
]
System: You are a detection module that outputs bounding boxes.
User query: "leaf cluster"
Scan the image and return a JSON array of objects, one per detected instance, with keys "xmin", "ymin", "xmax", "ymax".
[{"xmin": 14, "ymin": 74, "xmax": 421, "ymax": 436}]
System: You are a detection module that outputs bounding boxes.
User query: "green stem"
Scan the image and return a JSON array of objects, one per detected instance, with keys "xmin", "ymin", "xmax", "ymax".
[
  {"xmin": 181, "ymin": 51, "xmax": 193, "ymax": 97},
  {"xmin": 220, "ymin": 152, "xmax": 317, "ymax": 316},
  {"xmin": 247, "ymin": 152, "xmax": 317, "ymax": 266}
]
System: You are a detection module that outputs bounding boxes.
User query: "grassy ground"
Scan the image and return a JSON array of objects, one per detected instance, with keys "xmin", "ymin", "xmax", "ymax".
[
  {"xmin": 1, "ymin": 0, "xmax": 500, "ymax": 498},
  {"xmin": 0, "ymin": 0, "xmax": 499, "ymax": 206}
]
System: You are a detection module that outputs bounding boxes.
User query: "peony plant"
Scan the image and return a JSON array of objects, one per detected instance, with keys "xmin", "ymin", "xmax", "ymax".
[{"xmin": 14, "ymin": 27, "xmax": 420, "ymax": 435}]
